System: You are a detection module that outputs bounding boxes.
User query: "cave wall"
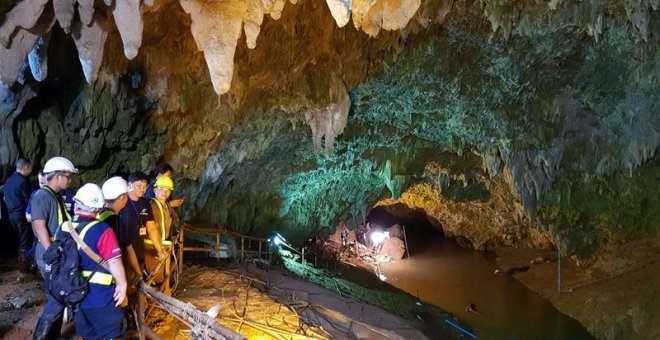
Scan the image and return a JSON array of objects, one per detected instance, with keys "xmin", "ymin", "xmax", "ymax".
[{"xmin": 1, "ymin": 0, "xmax": 658, "ymax": 253}]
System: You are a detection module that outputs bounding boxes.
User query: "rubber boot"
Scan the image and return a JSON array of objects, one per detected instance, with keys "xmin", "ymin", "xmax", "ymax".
[
  {"xmin": 32, "ymin": 318, "xmax": 52, "ymax": 340},
  {"xmin": 18, "ymin": 255, "xmax": 29, "ymax": 274}
]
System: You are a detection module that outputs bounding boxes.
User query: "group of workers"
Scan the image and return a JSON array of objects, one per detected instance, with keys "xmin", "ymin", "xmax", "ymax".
[{"xmin": 1, "ymin": 156, "xmax": 183, "ymax": 339}]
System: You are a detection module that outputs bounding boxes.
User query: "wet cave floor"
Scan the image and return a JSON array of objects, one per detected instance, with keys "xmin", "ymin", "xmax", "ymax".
[{"xmin": 2, "ymin": 234, "xmax": 659, "ymax": 339}]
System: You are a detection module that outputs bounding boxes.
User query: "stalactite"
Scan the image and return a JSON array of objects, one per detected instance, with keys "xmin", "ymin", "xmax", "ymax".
[
  {"xmin": 0, "ymin": 6, "xmax": 54, "ymax": 85},
  {"xmin": 27, "ymin": 32, "xmax": 50, "ymax": 82},
  {"xmin": 326, "ymin": 0, "xmax": 353, "ymax": 27},
  {"xmin": 112, "ymin": 0, "xmax": 143, "ymax": 60},
  {"xmin": 52, "ymin": 0, "xmax": 76, "ymax": 33},
  {"xmin": 72, "ymin": 12, "xmax": 109, "ymax": 84},
  {"xmin": 0, "ymin": 0, "xmax": 50, "ymax": 47},
  {"xmin": 77, "ymin": 0, "xmax": 95, "ymax": 26}
]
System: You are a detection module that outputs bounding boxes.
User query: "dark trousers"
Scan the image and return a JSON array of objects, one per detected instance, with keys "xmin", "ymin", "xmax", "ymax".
[
  {"xmin": 9, "ymin": 216, "xmax": 34, "ymax": 257},
  {"xmin": 33, "ymin": 252, "xmax": 65, "ymax": 340}
]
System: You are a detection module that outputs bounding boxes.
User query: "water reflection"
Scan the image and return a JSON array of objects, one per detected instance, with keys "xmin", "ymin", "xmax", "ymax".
[{"xmin": 380, "ymin": 228, "xmax": 594, "ymax": 340}]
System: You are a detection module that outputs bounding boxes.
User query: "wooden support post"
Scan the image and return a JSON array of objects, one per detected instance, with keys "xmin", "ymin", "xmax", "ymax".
[
  {"xmin": 402, "ymin": 225, "xmax": 410, "ymax": 258},
  {"xmin": 178, "ymin": 228, "xmax": 184, "ymax": 274},
  {"xmin": 557, "ymin": 237, "xmax": 561, "ymax": 296},
  {"xmin": 216, "ymin": 232, "xmax": 220, "ymax": 263},
  {"xmin": 241, "ymin": 237, "xmax": 245, "ymax": 262}
]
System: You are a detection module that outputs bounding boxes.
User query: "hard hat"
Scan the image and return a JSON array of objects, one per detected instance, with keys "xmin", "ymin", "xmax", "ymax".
[
  {"xmin": 102, "ymin": 176, "xmax": 128, "ymax": 200},
  {"xmin": 154, "ymin": 176, "xmax": 174, "ymax": 190},
  {"xmin": 43, "ymin": 157, "xmax": 79, "ymax": 174},
  {"xmin": 74, "ymin": 183, "xmax": 105, "ymax": 209}
]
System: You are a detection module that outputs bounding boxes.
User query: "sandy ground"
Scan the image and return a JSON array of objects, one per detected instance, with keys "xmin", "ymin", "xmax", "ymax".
[
  {"xmin": 2, "ymin": 237, "xmax": 658, "ymax": 340},
  {"xmin": 151, "ymin": 262, "xmax": 430, "ymax": 339}
]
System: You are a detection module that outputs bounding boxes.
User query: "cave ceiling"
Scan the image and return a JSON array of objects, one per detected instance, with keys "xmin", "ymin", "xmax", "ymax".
[{"xmin": 1, "ymin": 0, "xmax": 658, "ymax": 250}]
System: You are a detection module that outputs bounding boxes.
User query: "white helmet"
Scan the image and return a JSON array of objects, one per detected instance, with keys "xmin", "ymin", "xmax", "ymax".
[
  {"xmin": 43, "ymin": 157, "xmax": 79, "ymax": 174},
  {"xmin": 74, "ymin": 183, "xmax": 105, "ymax": 209},
  {"xmin": 102, "ymin": 176, "xmax": 128, "ymax": 200}
]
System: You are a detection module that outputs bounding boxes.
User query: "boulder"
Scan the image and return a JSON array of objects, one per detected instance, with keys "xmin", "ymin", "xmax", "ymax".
[
  {"xmin": 386, "ymin": 224, "xmax": 403, "ymax": 239},
  {"xmin": 379, "ymin": 237, "xmax": 406, "ymax": 260}
]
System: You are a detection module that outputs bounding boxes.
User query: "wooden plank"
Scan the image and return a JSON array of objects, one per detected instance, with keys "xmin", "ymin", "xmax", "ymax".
[{"xmin": 139, "ymin": 283, "xmax": 245, "ymax": 340}]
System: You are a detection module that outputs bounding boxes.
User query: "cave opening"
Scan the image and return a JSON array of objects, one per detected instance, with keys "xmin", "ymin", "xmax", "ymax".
[{"xmin": 366, "ymin": 203, "xmax": 445, "ymax": 257}]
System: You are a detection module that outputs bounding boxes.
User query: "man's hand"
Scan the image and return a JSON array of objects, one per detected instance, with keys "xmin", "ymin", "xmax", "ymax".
[
  {"xmin": 169, "ymin": 198, "xmax": 184, "ymax": 208},
  {"xmin": 114, "ymin": 281, "xmax": 127, "ymax": 307},
  {"xmin": 156, "ymin": 248, "xmax": 167, "ymax": 262}
]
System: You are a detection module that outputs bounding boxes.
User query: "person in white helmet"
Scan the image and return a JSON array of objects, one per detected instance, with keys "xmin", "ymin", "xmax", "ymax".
[
  {"xmin": 100, "ymin": 177, "xmax": 143, "ymax": 288},
  {"xmin": 62, "ymin": 183, "xmax": 127, "ymax": 340},
  {"xmin": 30, "ymin": 156, "xmax": 78, "ymax": 340}
]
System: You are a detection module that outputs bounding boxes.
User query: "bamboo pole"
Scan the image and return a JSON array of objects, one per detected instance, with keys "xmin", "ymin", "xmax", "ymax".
[
  {"xmin": 402, "ymin": 225, "xmax": 410, "ymax": 258},
  {"xmin": 139, "ymin": 283, "xmax": 245, "ymax": 340}
]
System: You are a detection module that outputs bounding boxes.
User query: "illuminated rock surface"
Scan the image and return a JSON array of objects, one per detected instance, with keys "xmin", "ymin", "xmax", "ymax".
[{"xmin": 0, "ymin": 1, "xmax": 659, "ymax": 338}]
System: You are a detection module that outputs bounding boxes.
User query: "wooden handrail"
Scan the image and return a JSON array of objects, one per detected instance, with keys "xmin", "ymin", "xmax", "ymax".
[{"xmin": 180, "ymin": 225, "xmax": 272, "ymax": 262}]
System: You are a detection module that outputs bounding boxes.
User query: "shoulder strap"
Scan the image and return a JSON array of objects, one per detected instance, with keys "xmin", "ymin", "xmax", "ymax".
[
  {"xmin": 67, "ymin": 220, "xmax": 106, "ymax": 266},
  {"xmin": 42, "ymin": 186, "xmax": 71, "ymax": 226}
]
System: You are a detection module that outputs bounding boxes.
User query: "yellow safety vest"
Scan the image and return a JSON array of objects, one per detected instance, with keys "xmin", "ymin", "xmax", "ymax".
[
  {"xmin": 97, "ymin": 209, "xmax": 115, "ymax": 222},
  {"xmin": 144, "ymin": 199, "xmax": 171, "ymax": 246},
  {"xmin": 61, "ymin": 220, "xmax": 114, "ymax": 286}
]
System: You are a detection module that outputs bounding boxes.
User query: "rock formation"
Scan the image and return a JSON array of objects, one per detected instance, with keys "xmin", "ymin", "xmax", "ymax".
[{"xmin": 1, "ymin": 1, "xmax": 658, "ymax": 337}]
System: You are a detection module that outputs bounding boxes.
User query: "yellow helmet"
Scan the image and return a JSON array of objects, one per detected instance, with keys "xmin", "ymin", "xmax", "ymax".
[{"xmin": 154, "ymin": 176, "xmax": 174, "ymax": 190}]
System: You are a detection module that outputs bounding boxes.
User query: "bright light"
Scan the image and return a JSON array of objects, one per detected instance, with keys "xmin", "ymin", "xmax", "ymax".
[
  {"xmin": 271, "ymin": 233, "xmax": 288, "ymax": 247},
  {"xmin": 370, "ymin": 231, "xmax": 389, "ymax": 245},
  {"xmin": 378, "ymin": 274, "xmax": 388, "ymax": 281}
]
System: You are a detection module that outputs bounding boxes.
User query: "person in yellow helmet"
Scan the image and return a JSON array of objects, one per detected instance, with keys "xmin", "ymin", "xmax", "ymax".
[{"xmin": 144, "ymin": 176, "xmax": 178, "ymax": 295}]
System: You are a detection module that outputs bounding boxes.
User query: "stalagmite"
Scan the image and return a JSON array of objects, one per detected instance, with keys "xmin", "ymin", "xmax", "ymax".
[
  {"xmin": 112, "ymin": 0, "xmax": 143, "ymax": 60},
  {"xmin": 72, "ymin": 12, "xmax": 109, "ymax": 84}
]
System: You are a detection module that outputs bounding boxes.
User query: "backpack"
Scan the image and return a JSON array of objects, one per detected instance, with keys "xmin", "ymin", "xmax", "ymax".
[{"xmin": 42, "ymin": 220, "xmax": 104, "ymax": 306}]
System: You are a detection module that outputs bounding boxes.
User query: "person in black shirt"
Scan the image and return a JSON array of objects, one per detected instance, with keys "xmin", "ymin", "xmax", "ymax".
[
  {"xmin": 121, "ymin": 172, "xmax": 161, "ymax": 269},
  {"xmin": 119, "ymin": 172, "xmax": 158, "ymax": 331},
  {"xmin": 100, "ymin": 176, "xmax": 142, "ymax": 283},
  {"xmin": 3, "ymin": 157, "xmax": 33, "ymax": 274}
]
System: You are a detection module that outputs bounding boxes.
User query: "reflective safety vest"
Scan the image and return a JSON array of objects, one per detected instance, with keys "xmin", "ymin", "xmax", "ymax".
[
  {"xmin": 97, "ymin": 209, "xmax": 115, "ymax": 222},
  {"xmin": 145, "ymin": 199, "xmax": 172, "ymax": 246},
  {"xmin": 61, "ymin": 220, "xmax": 114, "ymax": 286},
  {"xmin": 42, "ymin": 186, "xmax": 71, "ymax": 232}
]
